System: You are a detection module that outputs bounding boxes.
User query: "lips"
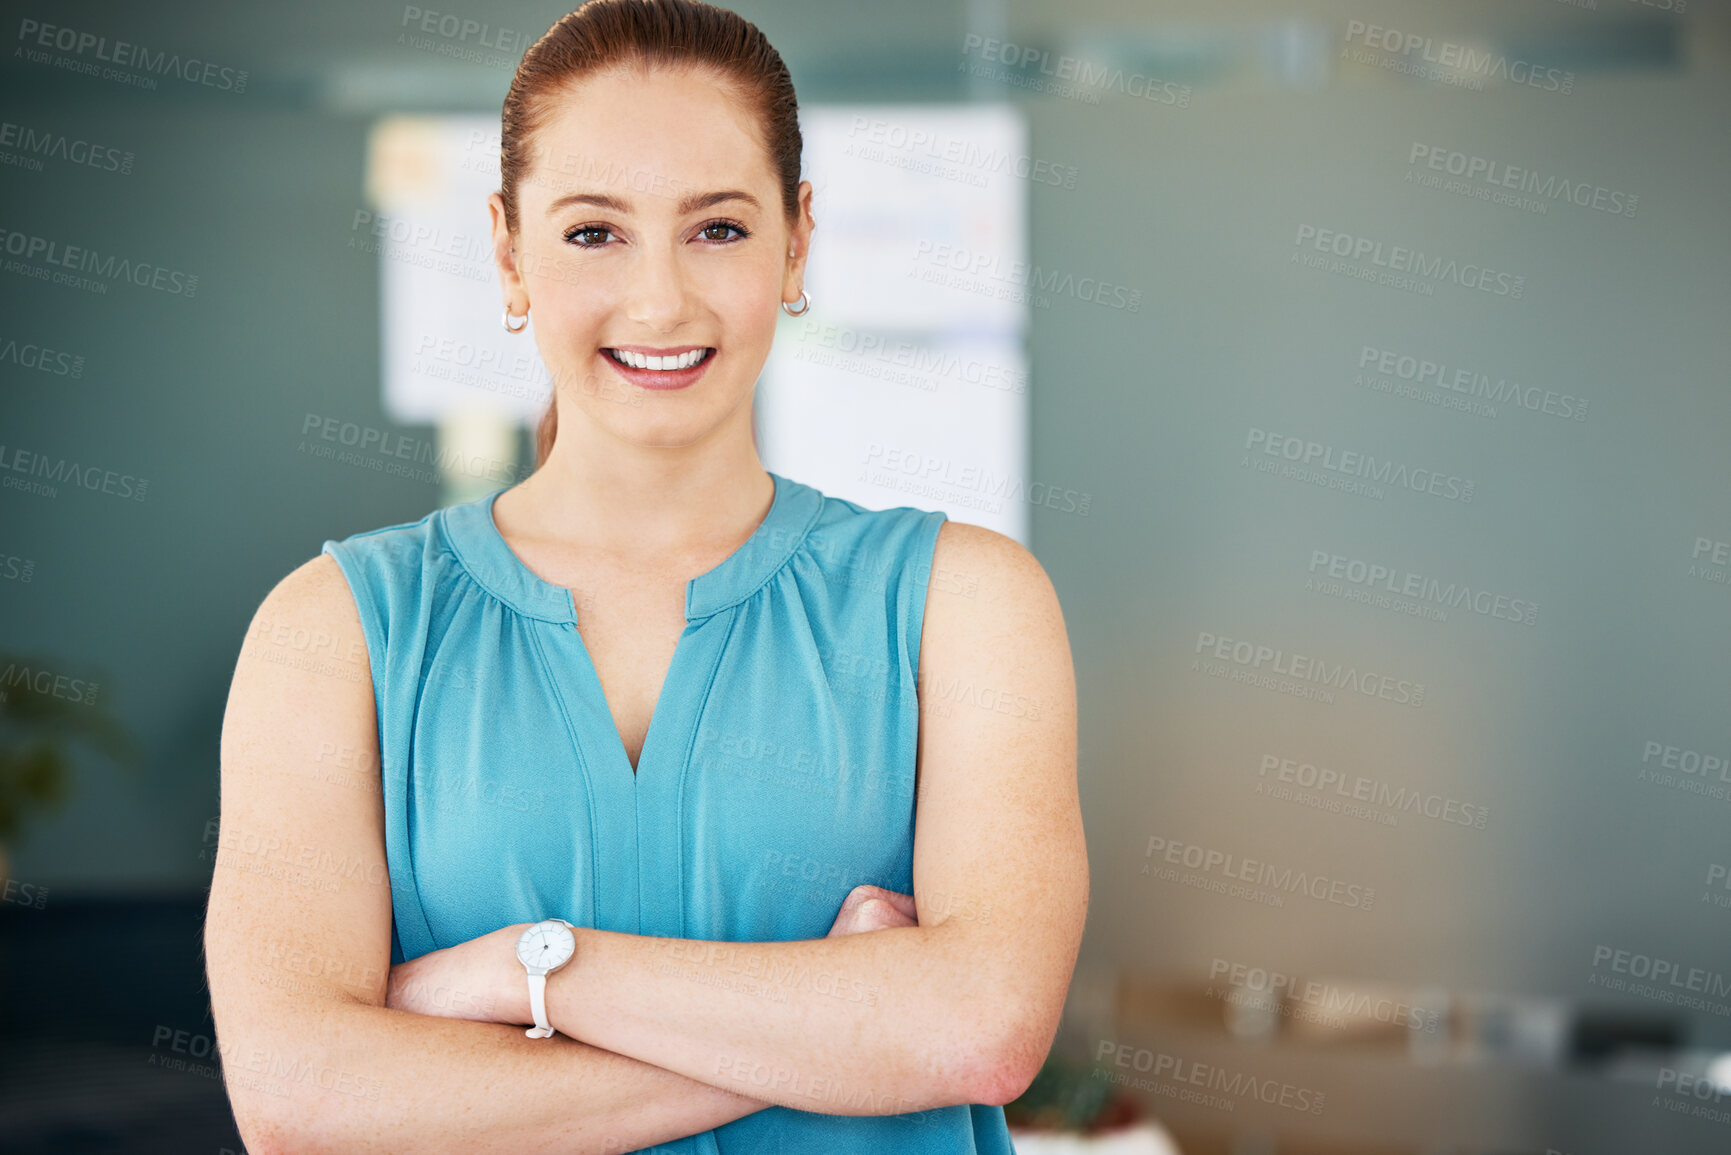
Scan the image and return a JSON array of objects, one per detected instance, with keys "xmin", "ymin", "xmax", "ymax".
[
  {"xmin": 605, "ymin": 347, "xmax": 713, "ymax": 372},
  {"xmin": 600, "ymin": 345, "xmax": 716, "ymax": 391}
]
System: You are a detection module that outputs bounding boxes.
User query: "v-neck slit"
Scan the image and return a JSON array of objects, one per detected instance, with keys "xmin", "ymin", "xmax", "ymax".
[
  {"xmin": 565, "ymin": 616, "xmax": 696, "ymax": 783},
  {"xmin": 456, "ymin": 472, "xmax": 812, "ymax": 785}
]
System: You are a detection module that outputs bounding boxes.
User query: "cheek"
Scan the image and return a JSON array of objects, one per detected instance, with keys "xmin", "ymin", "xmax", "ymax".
[
  {"xmin": 525, "ymin": 249, "xmax": 617, "ymax": 309},
  {"xmin": 523, "ymin": 258, "xmax": 612, "ymax": 355},
  {"xmin": 699, "ymin": 258, "xmax": 784, "ymax": 338},
  {"xmin": 698, "ymin": 250, "xmax": 779, "ymax": 296}
]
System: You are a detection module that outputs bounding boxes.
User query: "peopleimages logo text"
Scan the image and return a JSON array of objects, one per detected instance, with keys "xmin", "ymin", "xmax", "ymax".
[
  {"xmin": 961, "ymin": 35, "xmax": 1192, "ymax": 107},
  {"xmin": 1208, "ymin": 958, "xmax": 1443, "ymax": 1033},
  {"xmin": 1307, "ymin": 549, "xmax": 1537, "ymax": 626},
  {"xmin": 910, "ymin": 241, "xmax": 1142, "ymax": 311},
  {"xmin": 1144, "ymin": 835, "xmax": 1375, "ymax": 909},
  {"xmin": 1590, "ymin": 945, "xmax": 1731, "ymax": 1002},
  {"xmin": 0, "ymin": 227, "xmax": 198, "ymax": 296},
  {"xmin": 1257, "ymin": 753, "xmax": 1490, "ymax": 829},
  {"xmin": 1094, "ymin": 1040, "xmax": 1326, "ymax": 1115},
  {"xmin": 1344, "ymin": 20, "xmax": 1574, "ymax": 94},
  {"xmin": 15, "ymin": 19, "xmax": 249, "ymax": 92},
  {"xmin": 1358, "ymin": 344, "xmax": 1586, "ymax": 421},
  {"xmin": 1246, "ymin": 427, "xmax": 1475, "ymax": 503},
  {"xmin": 1294, "ymin": 225, "xmax": 1525, "ymax": 298},
  {"xmin": 0, "ymin": 443, "xmax": 148, "ymax": 501},
  {"xmin": 846, "ymin": 116, "xmax": 1078, "ymax": 189},
  {"xmin": 0, "ymin": 119, "xmax": 133, "ymax": 174},
  {"xmin": 1407, "ymin": 144, "xmax": 1636, "ymax": 218},
  {"xmin": 1194, "ymin": 629, "xmax": 1426, "ymax": 707}
]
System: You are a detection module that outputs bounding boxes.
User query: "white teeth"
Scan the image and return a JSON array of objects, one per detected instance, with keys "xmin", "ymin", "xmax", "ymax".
[{"xmin": 611, "ymin": 349, "xmax": 707, "ymax": 371}]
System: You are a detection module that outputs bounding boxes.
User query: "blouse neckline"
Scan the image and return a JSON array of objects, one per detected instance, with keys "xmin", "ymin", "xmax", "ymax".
[{"xmin": 439, "ymin": 471, "xmax": 825, "ymax": 624}]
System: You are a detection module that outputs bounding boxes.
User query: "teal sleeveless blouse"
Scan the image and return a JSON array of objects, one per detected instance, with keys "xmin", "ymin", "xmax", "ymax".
[{"xmin": 321, "ymin": 471, "xmax": 1017, "ymax": 1154}]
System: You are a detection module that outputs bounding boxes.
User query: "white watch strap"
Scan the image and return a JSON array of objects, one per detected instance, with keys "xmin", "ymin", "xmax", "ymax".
[{"xmin": 525, "ymin": 972, "xmax": 554, "ymax": 1039}]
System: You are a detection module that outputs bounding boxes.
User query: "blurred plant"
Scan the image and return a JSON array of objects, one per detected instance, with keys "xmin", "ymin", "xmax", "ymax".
[
  {"xmin": 0, "ymin": 651, "xmax": 137, "ymax": 845},
  {"xmin": 1004, "ymin": 1051, "xmax": 1146, "ymax": 1133}
]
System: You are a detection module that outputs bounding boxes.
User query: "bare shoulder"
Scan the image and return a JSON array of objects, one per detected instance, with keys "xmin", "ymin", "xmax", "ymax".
[
  {"xmin": 221, "ymin": 548, "xmax": 378, "ymax": 808},
  {"xmin": 252, "ymin": 551, "xmax": 361, "ymax": 633},
  {"xmin": 930, "ymin": 518, "xmax": 1050, "ymax": 583},
  {"xmin": 221, "ymin": 549, "xmax": 377, "ymax": 799},
  {"xmin": 924, "ymin": 519, "xmax": 1068, "ymax": 651},
  {"xmin": 230, "ymin": 553, "xmax": 369, "ymax": 690},
  {"xmin": 916, "ymin": 519, "xmax": 1074, "ymax": 752}
]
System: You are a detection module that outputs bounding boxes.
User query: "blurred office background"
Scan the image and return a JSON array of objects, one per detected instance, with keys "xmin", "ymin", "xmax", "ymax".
[{"xmin": 3, "ymin": 0, "xmax": 1730, "ymax": 1151}]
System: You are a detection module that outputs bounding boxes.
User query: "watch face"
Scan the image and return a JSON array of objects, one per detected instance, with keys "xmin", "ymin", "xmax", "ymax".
[{"xmin": 517, "ymin": 920, "xmax": 576, "ymax": 969}]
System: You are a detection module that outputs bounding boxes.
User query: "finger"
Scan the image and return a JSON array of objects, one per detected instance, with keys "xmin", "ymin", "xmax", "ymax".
[
  {"xmin": 875, "ymin": 888, "xmax": 919, "ymax": 921},
  {"xmin": 856, "ymin": 897, "xmax": 917, "ymax": 931},
  {"xmin": 848, "ymin": 884, "xmax": 919, "ymax": 922},
  {"xmin": 835, "ymin": 885, "xmax": 877, "ymax": 918}
]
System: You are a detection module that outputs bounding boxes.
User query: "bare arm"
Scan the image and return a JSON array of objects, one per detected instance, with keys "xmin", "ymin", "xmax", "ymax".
[
  {"xmin": 523, "ymin": 521, "xmax": 1088, "ymax": 1111},
  {"xmin": 204, "ymin": 554, "xmax": 772, "ymax": 1155}
]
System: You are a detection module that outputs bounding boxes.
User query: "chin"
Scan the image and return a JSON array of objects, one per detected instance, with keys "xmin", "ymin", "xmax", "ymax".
[{"xmin": 592, "ymin": 404, "xmax": 742, "ymax": 451}]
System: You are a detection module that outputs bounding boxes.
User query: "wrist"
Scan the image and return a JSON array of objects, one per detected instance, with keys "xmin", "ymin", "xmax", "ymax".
[
  {"xmin": 541, "ymin": 922, "xmax": 582, "ymax": 1037},
  {"xmin": 506, "ymin": 919, "xmax": 582, "ymax": 1036},
  {"xmin": 501, "ymin": 922, "xmax": 537, "ymax": 1026}
]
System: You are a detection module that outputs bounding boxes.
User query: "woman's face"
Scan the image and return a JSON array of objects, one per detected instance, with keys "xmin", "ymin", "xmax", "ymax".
[{"xmin": 490, "ymin": 65, "xmax": 812, "ymax": 452}]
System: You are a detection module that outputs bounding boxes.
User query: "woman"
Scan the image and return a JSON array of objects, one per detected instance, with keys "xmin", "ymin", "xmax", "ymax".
[{"xmin": 205, "ymin": 1, "xmax": 1086, "ymax": 1151}]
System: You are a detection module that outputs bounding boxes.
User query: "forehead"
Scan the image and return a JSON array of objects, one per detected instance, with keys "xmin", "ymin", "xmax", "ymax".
[{"xmin": 519, "ymin": 64, "xmax": 776, "ymax": 208}]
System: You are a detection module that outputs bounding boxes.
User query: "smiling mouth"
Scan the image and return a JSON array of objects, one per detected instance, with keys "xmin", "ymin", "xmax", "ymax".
[{"xmin": 604, "ymin": 347, "xmax": 714, "ymax": 372}]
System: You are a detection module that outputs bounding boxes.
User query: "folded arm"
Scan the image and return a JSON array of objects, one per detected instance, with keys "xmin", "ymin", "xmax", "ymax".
[
  {"xmin": 536, "ymin": 522, "xmax": 1088, "ymax": 1111},
  {"xmin": 214, "ymin": 520, "xmax": 1087, "ymax": 1149}
]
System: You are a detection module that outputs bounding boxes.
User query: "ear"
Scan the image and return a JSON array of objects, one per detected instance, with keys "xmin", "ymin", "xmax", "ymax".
[
  {"xmin": 782, "ymin": 179, "xmax": 816, "ymax": 305},
  {"xmin": 488, "ymin": 191, "xmax": 529, "ymax": 311}
]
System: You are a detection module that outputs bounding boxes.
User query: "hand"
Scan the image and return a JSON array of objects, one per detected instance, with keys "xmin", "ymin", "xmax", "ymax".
[
  {"xmin": 826, "ymin": 884, "xmax": 918, "ymax": 937},
  {"xmin": 385, "ymin": 923, "xmax": 533, "ymax": 1026}
]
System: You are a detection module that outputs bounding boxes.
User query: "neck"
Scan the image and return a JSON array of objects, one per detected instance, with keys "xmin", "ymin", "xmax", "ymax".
[{"xmin": 497, "ymin": 397, "xmax": 775, "ymax": 567}]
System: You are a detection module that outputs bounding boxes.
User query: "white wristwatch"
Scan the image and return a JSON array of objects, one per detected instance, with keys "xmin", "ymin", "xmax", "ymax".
[{"xmin": 515, "ymin": 918, "xmax": 577, "ymax": 1039}]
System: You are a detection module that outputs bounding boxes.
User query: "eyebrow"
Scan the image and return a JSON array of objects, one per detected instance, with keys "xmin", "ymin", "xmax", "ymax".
[{"xmin": 547, "ymin": 189, "xmax": 763, "ymax": 215}]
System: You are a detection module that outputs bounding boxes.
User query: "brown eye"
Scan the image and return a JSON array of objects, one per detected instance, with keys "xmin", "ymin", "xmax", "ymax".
[
  {"xmin": 565, "ymin": 225, "xmax": 614, "ymax": 246},
  {"xmin": 698, "ymin": 221, "xmax": 747, "ymax": 243}
]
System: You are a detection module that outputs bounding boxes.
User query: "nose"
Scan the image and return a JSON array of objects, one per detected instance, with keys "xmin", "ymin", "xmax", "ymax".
[{"xmin": 622, "ymin": 240, "xmax": 693, "ymax": 334}]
